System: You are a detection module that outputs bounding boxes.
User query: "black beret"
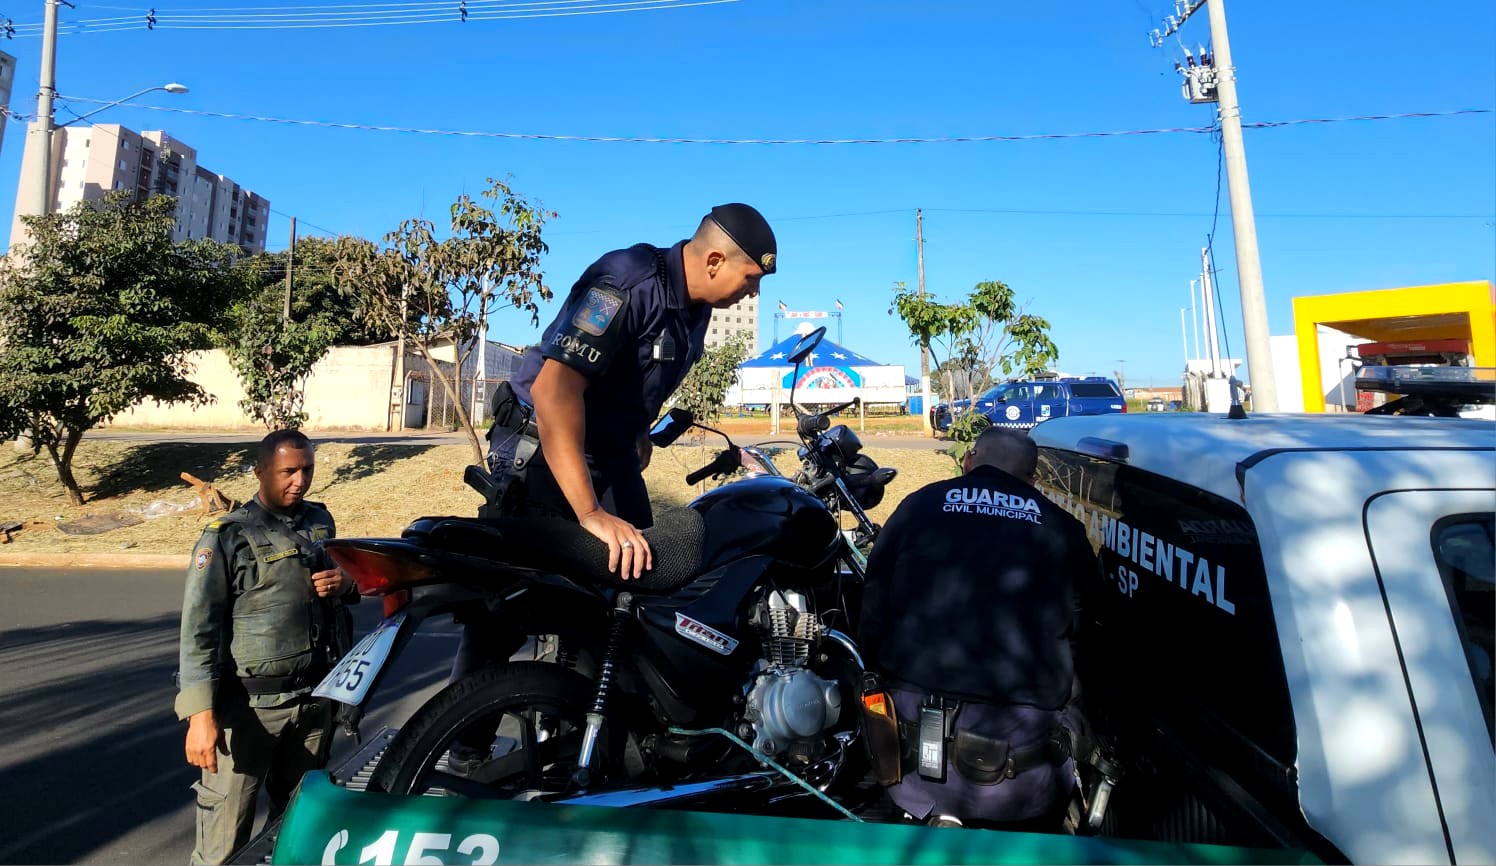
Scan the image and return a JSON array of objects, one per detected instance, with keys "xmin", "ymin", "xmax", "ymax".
[{"xmin": 708, "ymin": 203, "xmax": 777, "ymax": 274}]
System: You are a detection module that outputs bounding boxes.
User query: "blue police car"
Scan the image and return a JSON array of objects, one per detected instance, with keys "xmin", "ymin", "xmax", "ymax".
[{"xmin": 934, "ymin": 377, "xmax": 1126, "ymax": 431}]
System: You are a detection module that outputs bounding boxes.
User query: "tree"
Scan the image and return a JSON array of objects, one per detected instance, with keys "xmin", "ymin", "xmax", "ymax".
[
  {"xmin": 0, "ymin": 193, "xmax": 248, "ymax": 504},
  {"xmin": 240, "ymin": 237, "xmax": 394, "ymax": 346},
  {"xmin": 335, "ymin": 178, "xmax": 554, "ymax": 465},
  {"xmin": 672, "ymin": 334, "xmax": 752, "ymax": 425},
  {"xmin": 892, "ymin": 279, "xmax": 1058, "ymax": 461},
  {"xmin": 221, "ymin": 287, "xmax": 339, "ymax": 430},
  {"xmin": 223, "ymin": 237, "xmax": 395, "ymax": 430}
]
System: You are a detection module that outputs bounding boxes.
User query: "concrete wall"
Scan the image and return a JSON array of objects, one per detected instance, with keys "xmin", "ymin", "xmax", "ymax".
[
  {"xmin": 303, "ymin": 345, "xmax": 401, "ymax": 429},
  {"xmin": 106, "ymin": 344, "xmax": 404, "ymax": 430},
  {"xmin": 108, "ymin": 349, "xmax": 248, "ymax": 428}
]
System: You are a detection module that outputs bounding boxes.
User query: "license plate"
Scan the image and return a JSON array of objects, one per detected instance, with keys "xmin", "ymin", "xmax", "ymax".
[{"xmin": 312, "ymin": 612, "xmax": 406, "ymax": 706}]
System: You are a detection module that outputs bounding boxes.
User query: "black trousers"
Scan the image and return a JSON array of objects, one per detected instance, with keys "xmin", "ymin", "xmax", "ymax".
[
  {"xmin": 517, "ymin": 449, "xmax": 653, "ymax": 528},
  {"xmin": 487, "ymin": 426, "xmax": 652, "ymax": 527},
  {"xmin": 451, "ymin": 433, "xmax": 653, "ymax": 700}
]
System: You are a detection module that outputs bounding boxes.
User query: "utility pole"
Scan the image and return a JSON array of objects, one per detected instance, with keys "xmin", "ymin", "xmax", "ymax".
[
  {"xmin": 1180, "ymin": 308, "xmax": 1189, "ymax": 369},
  {"xmin": 282, "ymin": 217, "xmax": 296, "ymax": 321},
  {"xmin": 1152, "ymin": 0, "xmax": 1277, "ymax": 410},
  {"xmin": 390, "ymin": 285, "xmax": 408, "ymax": 431},
  {"xmin": 1189, "ymin": 278, "xmax": 1200, "ymax": 361},
  {"xmin": 26, "ymin": 0, "xmax": 62, "ymax": 218},
  {"xmin": 916, "ymin": 208, "xmax": 932, "ymax": 434},
  {"xmin": 1201, "ymin": 247, "xmax": 1222, "ymax": 377},
  {"xmin": 474, "ymin": 279, "xmax": 489, "ymax": 425}
]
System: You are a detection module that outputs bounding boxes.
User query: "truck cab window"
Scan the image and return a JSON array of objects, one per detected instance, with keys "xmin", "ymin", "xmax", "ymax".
[{"xmin": 1432, "ymin": 514, "xmax": 1495, "ymax": 746}]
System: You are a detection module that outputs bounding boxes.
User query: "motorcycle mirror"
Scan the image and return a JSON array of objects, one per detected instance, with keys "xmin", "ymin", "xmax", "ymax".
[
  {"xmin": 649, "ymin": 407, "xmax": 695, "ymax": 448},
  {"xmin": 789, "ymin": 326, "xmax": 827, "ymax": 366}
]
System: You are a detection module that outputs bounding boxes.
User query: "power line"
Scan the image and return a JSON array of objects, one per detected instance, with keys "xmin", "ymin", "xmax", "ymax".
[
  {"xmin": 51, "ymin": 98, "xmax": 1496, "ymax": 145},
  {"xmin": 268, "ymin": 207, "xmax": 340, "ymax": 236},
  {"xmin": 24, "ymin": 0, "xmax": 686, "ymax": 16},
  {"xmin": 1205, "ymin": 122, "xmax": 1223, "ymax": 247},
  {"xmin": 920, "ymin": 206, "xmax": 1491, "ymax": 220},
  {"xmin": 9, "ymin": 0, "xmax": 739, "ymax": 32}
]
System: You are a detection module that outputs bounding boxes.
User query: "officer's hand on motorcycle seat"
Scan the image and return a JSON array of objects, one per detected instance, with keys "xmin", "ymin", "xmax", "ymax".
[{"xmin": 578, "ymin": 509, "xmax": 652, "ymax": 580}]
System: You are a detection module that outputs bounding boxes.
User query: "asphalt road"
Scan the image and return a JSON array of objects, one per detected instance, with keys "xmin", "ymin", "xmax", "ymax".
[{"xmin": 0, "ymin": 566, "xmax": 459, "ymax": 865}]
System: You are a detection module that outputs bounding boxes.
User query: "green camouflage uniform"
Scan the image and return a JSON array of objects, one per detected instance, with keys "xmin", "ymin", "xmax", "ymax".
[{"xmin": 176, "ymin": 496, "xmax": 352, "ymax": 866}]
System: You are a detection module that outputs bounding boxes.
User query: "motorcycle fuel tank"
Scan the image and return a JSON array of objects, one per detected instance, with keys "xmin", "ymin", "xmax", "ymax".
[{"xmin": 689, "ymin": 476, "xmax": 840, "ymax": 574}]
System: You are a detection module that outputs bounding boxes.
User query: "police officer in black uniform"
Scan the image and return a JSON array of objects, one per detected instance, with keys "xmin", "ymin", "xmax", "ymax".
[
  {"xmin": 859, "ymin": 426, "xmax": 1096, "ymax": 829},
  {"xmin": 488, "ymin": 202, "xmax": 777, "ymax": 578},
  {"xmin": 446, "ymin": 205, "xmax": 778, "ymax": 763}
]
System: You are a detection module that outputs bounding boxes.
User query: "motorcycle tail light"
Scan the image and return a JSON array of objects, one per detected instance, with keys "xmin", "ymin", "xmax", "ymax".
[
  {"xmin": 383, "ymin": 590, "xmax": 411, "ymax": 618},
  {"xmin": 326, "ymin": 545, "xmax": 432, "ymax": 596}
]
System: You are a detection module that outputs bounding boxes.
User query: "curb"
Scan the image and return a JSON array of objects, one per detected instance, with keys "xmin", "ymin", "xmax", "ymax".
[{"xmin": 0, "ymin": 552, "xmax": 188, "ymax": 569}]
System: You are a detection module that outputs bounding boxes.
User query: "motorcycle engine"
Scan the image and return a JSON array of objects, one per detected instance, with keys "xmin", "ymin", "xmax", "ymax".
[{"xmin": 742, "ymin": 589, "xmax": 843, "ymax": 762}]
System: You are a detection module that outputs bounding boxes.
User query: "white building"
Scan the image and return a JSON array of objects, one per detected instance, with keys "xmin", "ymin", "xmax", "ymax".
[
  {"xmin": 10, "ymin": 123, "xmax": 268, "ymax": 252},
  {"xmin": 704, "ymin": 296, "xmax": 758, "ymax": 351}
]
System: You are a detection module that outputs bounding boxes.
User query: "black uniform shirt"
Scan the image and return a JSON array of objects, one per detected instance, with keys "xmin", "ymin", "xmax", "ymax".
[
  {"xmin": 859, "ymin": 464, "xmax": 1098, "ymax": 710},
  {"xmin": 511, "ymin": 241, "xmax": 711, "ymax": 460}
]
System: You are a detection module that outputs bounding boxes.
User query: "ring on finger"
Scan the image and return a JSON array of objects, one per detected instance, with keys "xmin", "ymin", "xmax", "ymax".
[{"xmin": 621, "ymin": 540, "xmax": 634, "ymax": 549}]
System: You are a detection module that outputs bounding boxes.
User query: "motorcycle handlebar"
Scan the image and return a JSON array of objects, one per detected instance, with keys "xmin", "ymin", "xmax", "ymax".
[
  {"xmin": 685, "ymin": 445, "xmax": 740, "ymax": 486},
  {"xmin": 796, "ymin": 397, "xmax": 861, "ymax": 437}
]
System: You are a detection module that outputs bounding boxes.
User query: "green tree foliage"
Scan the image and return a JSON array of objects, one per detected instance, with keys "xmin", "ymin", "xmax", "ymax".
[
  {"xmin": 224, "ymin": 237, "xmax": 395, "ymax": 430},
  {"xmin": 672, "ymin": 334, "xmax": 752, "ymax": 425},
  {"xmin": 221, "ymin": 288, "xmax": 338, "ymax": 431},
  {"xmin": 335, "ymin": 178, "xmax": 554, "ymax": 464},
  {"xmin": 892, "ymin": 278, "xmax": 1058, "ymax": 463},
  {"xmin": 0, "ymin": 193, "xmax": 247, "ymax": 504},
  {"xmin": 239, "ymin": 236, "xmax": 393, "ymax": 346}
]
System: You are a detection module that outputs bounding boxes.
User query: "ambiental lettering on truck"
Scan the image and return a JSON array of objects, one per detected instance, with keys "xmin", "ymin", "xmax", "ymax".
[{"xmin": 1096, "ymin": 513, "xmax": 1235, "ymax": 615}]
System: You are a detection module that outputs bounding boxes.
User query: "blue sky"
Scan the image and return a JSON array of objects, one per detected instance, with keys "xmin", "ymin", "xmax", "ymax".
[{"xmin": 1, "ymin": 0, "xmax": 1492, "ymax": 388}]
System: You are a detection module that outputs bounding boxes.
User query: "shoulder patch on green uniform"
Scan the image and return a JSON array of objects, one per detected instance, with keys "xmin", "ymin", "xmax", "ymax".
[{"xmin": 194, "ymin": 548, "xmax": 213, "ymax": 571}]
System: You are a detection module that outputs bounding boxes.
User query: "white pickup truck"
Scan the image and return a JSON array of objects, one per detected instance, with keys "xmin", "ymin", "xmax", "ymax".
[{"xmin": 1032, "ymin": 410, "xmax": 1494, "ymax": 864}]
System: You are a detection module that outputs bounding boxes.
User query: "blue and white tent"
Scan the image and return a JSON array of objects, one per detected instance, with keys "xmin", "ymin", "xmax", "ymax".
[{"xmin": 728, "ymin": 335, "xmax": 908, "ymax": 407}]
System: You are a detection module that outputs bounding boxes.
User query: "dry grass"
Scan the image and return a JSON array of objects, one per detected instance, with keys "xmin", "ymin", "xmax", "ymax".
[{"xmin": 0, "ymin": 438, "xmax": 957, "ymax": 554}]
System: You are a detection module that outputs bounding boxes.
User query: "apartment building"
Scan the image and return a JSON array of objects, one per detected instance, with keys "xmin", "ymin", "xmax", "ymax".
[
  {"xmin": 10, "ymin": 122, "xmax": 268, "ymax": 252},
  {"xmin": 704, "ymin": 296, "xmax": 759, "ymax": 352}
]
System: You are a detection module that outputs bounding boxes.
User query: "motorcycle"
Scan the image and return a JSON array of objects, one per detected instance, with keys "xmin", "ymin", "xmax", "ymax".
[{"xmin": 311, "ymin": 326, "xmax": 899, "ymax": 818}]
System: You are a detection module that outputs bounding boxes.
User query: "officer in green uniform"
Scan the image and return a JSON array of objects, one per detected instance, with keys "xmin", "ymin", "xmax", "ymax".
[{"xmin": 175, "ymin": 429, "xmax": 357, "ymax": 865}]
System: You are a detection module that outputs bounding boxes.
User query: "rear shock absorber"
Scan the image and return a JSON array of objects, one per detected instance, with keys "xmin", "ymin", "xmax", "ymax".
[{"xmin": 574, "ymin": 592, "xmax": 631, "ymax": 787}]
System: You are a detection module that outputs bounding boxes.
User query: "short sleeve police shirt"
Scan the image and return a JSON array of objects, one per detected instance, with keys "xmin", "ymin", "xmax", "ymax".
[{"xmin": 514, "ymin": 241, "xmax": 710, "ymax": 459}]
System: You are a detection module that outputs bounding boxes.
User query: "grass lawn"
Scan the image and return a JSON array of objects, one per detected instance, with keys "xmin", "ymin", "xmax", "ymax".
[{"xmin": 0, "ymin": 437, "xmax": 957, "ymax": 555}]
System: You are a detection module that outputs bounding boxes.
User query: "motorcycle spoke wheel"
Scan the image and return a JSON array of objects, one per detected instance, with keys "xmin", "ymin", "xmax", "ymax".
[{"xmin": 369, "ymin": 662, "xmax": 602, "ymax": 800}]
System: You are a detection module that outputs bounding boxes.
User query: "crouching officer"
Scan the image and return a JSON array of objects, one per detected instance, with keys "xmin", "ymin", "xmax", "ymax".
[
  {"xmin": 482, "ymin": 202, "xmax": 777, "ymax": 574},
  {"xmin": 858, "ymin": 427, "xmax": 1097, "ymax": 830},
  {"xmin": 445, "ymin": 206, "xmax": 776, "ymax": 772},
  {"xmin": 175, "ymin": 429, "xmax": 358, "ymax": 865}
]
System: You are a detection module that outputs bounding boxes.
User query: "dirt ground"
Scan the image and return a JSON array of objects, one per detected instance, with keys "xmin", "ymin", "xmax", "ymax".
[{"xmin": 0, "ymin": 437, "xmax": 956, "ymax": 555}]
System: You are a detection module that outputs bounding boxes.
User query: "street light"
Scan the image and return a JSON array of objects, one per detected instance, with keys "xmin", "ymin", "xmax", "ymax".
[
  {"xmin": 28, "ymin": 81, "xmax": 190, "ymax": 217},
  {"xmin": 56, "ymin": 83, "xmax": 190, "ymax": 128}
]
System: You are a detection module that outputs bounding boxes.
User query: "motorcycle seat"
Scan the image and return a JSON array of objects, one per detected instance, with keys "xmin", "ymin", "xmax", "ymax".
[{"xmin": 421, "ymin": 508, "xmax": 706, "ymax": 594}]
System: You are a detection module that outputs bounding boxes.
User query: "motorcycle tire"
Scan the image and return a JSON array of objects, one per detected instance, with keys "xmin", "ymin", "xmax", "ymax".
[{"xmin": 368, "ymin": 661, "xmax": 605, "ymax": 798}]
